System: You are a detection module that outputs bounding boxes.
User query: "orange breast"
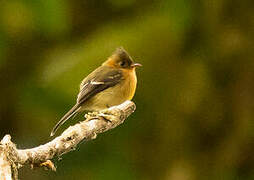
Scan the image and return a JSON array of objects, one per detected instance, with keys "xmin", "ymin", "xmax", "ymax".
[{"xmin": 121, "ymin": 68, "xmax": 137, "ymax": 100}]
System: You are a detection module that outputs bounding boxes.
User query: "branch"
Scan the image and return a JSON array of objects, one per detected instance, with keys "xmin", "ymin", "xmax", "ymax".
[{"xmin": 0, "ymin": 101, "xmax": 136, "ymax": 179}]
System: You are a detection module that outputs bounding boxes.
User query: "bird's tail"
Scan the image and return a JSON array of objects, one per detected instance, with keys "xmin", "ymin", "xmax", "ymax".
[{"xmin": 50, "ymin": 104, "xmax": 81, "ymax": 137}]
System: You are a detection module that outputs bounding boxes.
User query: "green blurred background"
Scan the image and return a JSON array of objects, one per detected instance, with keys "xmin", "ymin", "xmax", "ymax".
[{"xmin": 0, "ymin": 0, "xmax": 254, "ymax": 179}]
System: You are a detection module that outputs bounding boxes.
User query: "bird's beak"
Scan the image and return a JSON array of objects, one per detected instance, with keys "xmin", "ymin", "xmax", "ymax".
[{"xmin": 131, "ymin": 63, "xmax": 142, "ymax": 68}]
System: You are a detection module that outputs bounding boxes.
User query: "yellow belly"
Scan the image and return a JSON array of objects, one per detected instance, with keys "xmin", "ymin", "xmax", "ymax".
[{"xmin": 81, "ymin": 70, "xmax": 137, "ymax": 111}]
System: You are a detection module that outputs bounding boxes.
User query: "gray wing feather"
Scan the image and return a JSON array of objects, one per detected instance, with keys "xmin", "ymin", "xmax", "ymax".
[{"xmin": 77, "ymin": 67, "xmax": 123, "ymax": 105}]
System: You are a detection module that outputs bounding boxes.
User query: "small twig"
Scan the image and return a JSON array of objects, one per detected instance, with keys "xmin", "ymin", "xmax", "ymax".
[
  {"xmin": 0, "ymin": 101, "xmax": 136, "ymax": 179},
  {"xmin": 0, "ymin": 135, "xmax": 14, "ymax": 180}
]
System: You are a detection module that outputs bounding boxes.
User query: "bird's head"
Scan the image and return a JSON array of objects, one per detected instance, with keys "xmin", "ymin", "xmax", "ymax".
[{"xmin": 103, "ymin": 47, "xmax": 142, "ymax": 69}]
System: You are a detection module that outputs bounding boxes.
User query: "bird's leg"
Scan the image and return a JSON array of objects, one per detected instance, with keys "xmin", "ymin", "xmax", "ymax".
[
  {"xmin": 85, "ymin": 111, "xmax": 100, "ymax": 120},
  {"xmin": 97, "ymin": 108, "xmax": 121, "ymax": 123},
  {"xmin": 84, "ymin": 108, "xmax": 121, "ymax": 123}
]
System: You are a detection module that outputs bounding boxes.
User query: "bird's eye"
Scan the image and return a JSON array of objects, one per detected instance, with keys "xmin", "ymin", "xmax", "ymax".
[{"xmin": 119, "ymin": 61, "xmax": 126, "ymax": 67}]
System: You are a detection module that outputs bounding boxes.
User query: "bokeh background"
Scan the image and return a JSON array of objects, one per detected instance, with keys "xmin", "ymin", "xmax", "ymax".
[{"xmin": 0, "ymin": 0, "xmax": 254, "ymax": 179}]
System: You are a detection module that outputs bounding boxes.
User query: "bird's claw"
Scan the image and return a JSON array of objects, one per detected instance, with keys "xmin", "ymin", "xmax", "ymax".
[
  {"xmin": 97, "ymin": 109, "xmax": 120, "ymax": 123},
  {"xmin": 85, "ymin": 109, "xmax": 120, "ymax": 122},
  {"xmin": 85, "ymin": 109, "xmax": 120, "ymax": 123},
  {"xmin": 85, "ymin": 111, "xmax": 99, "ymax": 119}
]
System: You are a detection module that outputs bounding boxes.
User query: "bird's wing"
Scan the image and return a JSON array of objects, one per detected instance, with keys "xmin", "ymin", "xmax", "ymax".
[
  {"xmin": 50, "ymin": 67, "xmax": 123, "ymax": 137},
  {"xmin": 77, "ymin": 67, "xmax": 123, "ymax": 104}
]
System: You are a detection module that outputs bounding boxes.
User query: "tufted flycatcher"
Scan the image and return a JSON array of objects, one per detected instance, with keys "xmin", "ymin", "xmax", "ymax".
[{"xmin": 50, "ymin": 47, "xmax": 141, "ymax": 136}]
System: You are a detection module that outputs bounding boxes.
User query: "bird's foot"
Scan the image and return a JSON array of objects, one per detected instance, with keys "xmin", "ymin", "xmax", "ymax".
[
  {"xmin": 85, "ymin": 111, "xmax": 100, "ymax": 119},
  {"xmin": 97, "ymin": 109, "xmax": 121, "ymax": 123},
  {"xmin": 85, "ymin": 109, "xmax": 120, "ymax": 123}
]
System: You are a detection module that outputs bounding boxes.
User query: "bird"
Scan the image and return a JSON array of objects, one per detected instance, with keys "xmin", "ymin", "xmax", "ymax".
[{"xmin": 50, "ymin": 47, "xmax": 141, "ymax": 136}]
